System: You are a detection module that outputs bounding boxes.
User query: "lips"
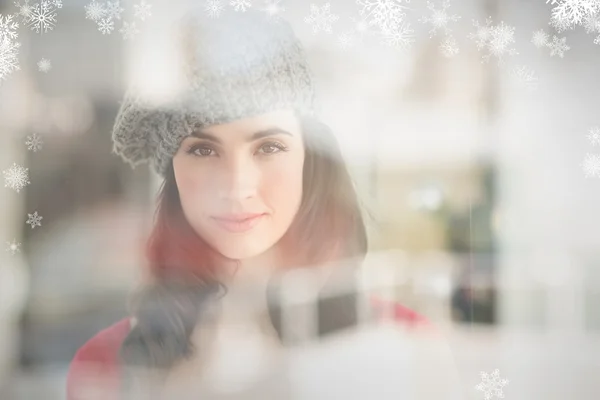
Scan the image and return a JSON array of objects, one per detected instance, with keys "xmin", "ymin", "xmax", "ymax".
[{"xmin": 211, "ymin": 213, "xmax": 266, "ymax": 233}]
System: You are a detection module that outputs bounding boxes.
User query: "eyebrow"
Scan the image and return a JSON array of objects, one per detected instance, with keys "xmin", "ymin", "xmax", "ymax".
[{"xmin": 190, "ymin": 127, "xmax": 293, "ymax": 144}]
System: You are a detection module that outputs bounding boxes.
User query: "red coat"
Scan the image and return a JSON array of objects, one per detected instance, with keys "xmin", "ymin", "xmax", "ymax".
[{"xmin": 66, "ymin": 297, "xmax": 431, "ymax": 400}]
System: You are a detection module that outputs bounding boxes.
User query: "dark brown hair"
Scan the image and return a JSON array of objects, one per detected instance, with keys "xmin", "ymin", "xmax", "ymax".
[{"xmin": 119, "ymin": 113, "xmax": 368, "ymax": 381}]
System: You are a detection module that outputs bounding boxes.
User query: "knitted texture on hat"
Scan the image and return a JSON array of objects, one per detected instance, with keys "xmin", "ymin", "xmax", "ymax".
[{"xmin": 112, "ymin": 7, "xmax": 317, "ymax": 177}]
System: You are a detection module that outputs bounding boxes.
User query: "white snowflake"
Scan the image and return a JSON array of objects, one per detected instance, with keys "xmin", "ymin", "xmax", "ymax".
[
  {"xmin": 133, "ymin": 0, "xmax": 152, "ymax": 21},
  {"xmin": 531, "ymin": 29, "xmax": 549, "ymax": 48},
  {"xmin": 304, "ymin": 3, "xmax": 339, "ymax": 34},
  {"xmin": 84, "ymin": 0, "xmax": 105, "ymax": 21},
  {"xmin": 98, "ymin": 17, "xmax": 114, "ymax": 34},
  {"xmin": 532, "ymin": 28, "xmax": 571, "ymax": 57},
  {"xmin": 0, "ymin": 35, "xmax": 20, "ymax": 82},
  {"xmin": 356, "ymin": 0, "xmax": 409, "ymax": 36},
  {"xmin": 120, "ymin": 21, "xmax": 139, "ymax": 40},
  {"xmin": 587, "ymin": 126, "xmax": 600, "ymax": 146},
  {"xmin": 230, "ymin": 0, "xmax": 252, "ymax": 12},
  {"xmin": 14, "ymin": 0, "xmax": 59, "ymax": 34},
  {"xmin": 37, "ymin": 57, "xmax": 51, "ymax": 72},
  {"xmin": 475, "ymin": 369, "xmax": 509, "ymax": 400},
  {"xmin": 337, "ymin": 31, "xmax": 356, "ymax": 50},
  {"xmin": 583, "ymin": 11, "xmax": 600, "ymax": 32},
  {"xmin": 511, "ymin": 65, "xmax": 538, "ymax": 91},
  {"xmin": 3, "ymin": 163, "xmax": 30, "ymax": 193},
  {"xmin": 344, "ymin": 15, "xmax": 375, "ymax": 46},
  {"xmin": 548, "ymin": 35, "xmax": 570, "ymax": 57},
  {"xmin": 0, "ymin": 14, "xmax": 20, "ymax": 83},
  {"xmin": 5, "ymin": 239, "xmax": 21, "ymax": 255},
  {"xmin": 105, "ymin": 0, "xmax": 124, "ymax": 20},
  {"xmin": 419, "ymin": 0, "xmax": 460, "ymax": 38},
  {"xmin": 489, "ymin": 21, "xmax": 518, "ymax": 59},
  {"xmin": 26, "ymin": 211, "xmax": 43, "ymax": 229},
  {"xmin": 15, "ymin": 0, "xmax": 35, "ymax": 20},
  {"xmin": 469, "ymin": 17, "xmax": 518, "ymax": 63},
  {"xmin": 469, "ymin": 16, "xmax": 493, "ymax": 49},
  {"xmin": 263, "ymin": 0, "xmax": 285, "ymax": 18},
  {"xmin": 25, "ymin": 133, "xmax": 43, "ymax": 151},
  {"xmin": 351, "ymin": 15, "xmax": 372, "ymax": 35},
  {"xmin": 205, "ymin": 0, "xmax": 225, "ymax": 18},
  {"xmin": 0, "ymin": 14, "xmax": 19, "ymax": 40},
  {"xmin": 549, "ymin": 12, "xmax": 573, "ymax": 32},
  {"xmin": 548, "ymin": 0, "xmax": 600, "ymax": 31},
  {"xmin": 381, "ymin": 20, "xmax": 414, "ymax": 49},
  {"xmin": 440, "ymin": 34, "xmax": 459, "ymax": 57},
  {"xmin": 581, "ymin": 153, "xmax": 600, "ymax": 177},
  {"xmin": 595, "ymin": 33, "xmax": 600, "ymax": 43}
]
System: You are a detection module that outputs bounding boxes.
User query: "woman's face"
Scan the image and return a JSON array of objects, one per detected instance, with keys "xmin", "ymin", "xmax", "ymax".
[{"xmin": 172, "ymin": 109, "xmax": 305, "ymax": 261}]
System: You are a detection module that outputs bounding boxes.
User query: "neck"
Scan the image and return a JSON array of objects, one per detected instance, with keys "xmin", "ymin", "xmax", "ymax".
[{"xmin": 216, "ymin": 247, "xmax": 280, "ymax": 326}]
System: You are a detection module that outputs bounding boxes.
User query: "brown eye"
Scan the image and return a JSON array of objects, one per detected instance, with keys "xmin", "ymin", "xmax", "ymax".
[
  {"xmin": 187, "ymin": 144, "xmax": 215, "ymax": 157},
  {"xmin": 258, "ymin": 142, "xmax": 287, "ymax": 155},
  {"xmin": 197, "ymin": 147, "xmax": 214, "ymax": 156}
]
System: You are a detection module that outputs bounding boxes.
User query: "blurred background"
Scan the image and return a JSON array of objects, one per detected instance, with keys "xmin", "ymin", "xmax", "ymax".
[{"xmin": 1, "ymin": 0, "xmax": 599, "ymax": 398}]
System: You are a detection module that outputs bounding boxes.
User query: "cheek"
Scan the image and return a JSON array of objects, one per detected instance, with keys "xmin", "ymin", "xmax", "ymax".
[
  {"xmin": 174, "ymin": 166, "xmax": 213, "ymax": 220},
  {"xmin": 260, "ymin": 155, "xmax": 304, "ymax": 214}
]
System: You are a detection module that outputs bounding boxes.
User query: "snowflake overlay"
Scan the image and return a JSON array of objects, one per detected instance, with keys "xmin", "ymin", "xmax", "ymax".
[
  {"xmin": 588, "ymin": 126, "xmax": 600, "ymax": 146},
  {"xmin": 583, "ymin": 11, "xmax": 600, "ymax": 32},
  {"xmin": 511, "ymin": 65, "xmax": 538, "ymax": 91},
  {"xmin": 98, "ymin": 17, "xmax": 113, "ymax": 34},
  {"xmin": 263, "ymin": 0, "xmax": 285, "ymax": 19},
  {"xmin": 475, "ymin": 369, "xmax": 509, "ymax": 400},
  {"xmin": 469, "ymin": 17, "xmax": 518, "ymax": 64},
  {"xmin": 419, "ymin": 0, "xmax": 460, "ymax": 37},
  {"xmin": 26, "ymin": 211, "xmax": 43, "ymax": 229},
  {"xmin": 205, "ymin": 0, "xmax": 225, "ymax": 18},
  {"xmin": 37, "ymin": 57, "xmax": 51, "ymax": 72},
  {"xmin": 440, "ymin": 34, "xmax": 459, "ymax": 57},
  {"xmin": 357, "ymin": 0, "xmax": 409, "ymax": 34},
  {"xmin": 581, "ymin": 153, "xmax": 600, "ymax": 177},
  {"xmin": 105, "ymin": 0, "xmax": 124, "ymax": 20},
  {"xmin": 85, "ymin": 0, "xmax": 149, "ymax": 40},
  {"xmin": 381, "ymin": 20, "xmax": 414, "ymax": 49},
  {"xmin": 531, "ymin": 29, "xmax": 549, "ymax": 47},
  {"xmin": 304, "ymin": 3, "xmax": 339, "ymax": 34},
  {"xmin": 547, "ymin": 0, "xmax": 600, "ymax": 44},
  {"xmin": 332, "ymin": 14, "xmax": 375, "ymax": 51},
  {"xmin": 14, "ymin": 0, "xmax": 62, "ymax": 34},
  {"xmin": 5, "ymin": 239, "xmax": 21, "ymax": 255},
  {"xmin": 25, "ymin": 133, "xmax": 43, "ymax": 151},
  {"xmin": 548, "ymin": 35, "xmax": 570, "ymax": 57},
  {"xmin": 3, "ymin": 163, "xmax": 30, "ymax": 193},
  {"xmin": 0, "ymin": 13, "xmax": 19, "ymax": 40},
  {"xmin": 581, "ymin": 125, "xmax": 600, "ymax": 178},
  {"xmin": 337, "ymin": 31, "xmax": 356, "ymax": 50},
  {"xmin": 419, "ymin": 0, "xmax": 460, "ymax": 56},
  {"xmin": 85, "ymin": 0, "xmax": 105, "ymax": 21},
  {"xmin": 532, "ymin": 29, "xmax": 570, "ymax": 57},
  {"xmin": 133, "ymin": 0, "xmax": 152, "ymax": 21},
  {"xmin": 548, "ymin": 0, "xmax": 600, "ymax": 32},
  {"xmin": 206, "ymin": 0, "xmax": 278, "ymax": 16},
  {"xmin": 356, "ymin": 0, "xmax": 414, "ymax": 49},
  {"xmin": 230, "ymin": 0, "xmax": 252, "ymax": 12},
  {"xmin": 120, "ymin": 21, "xmax": 139, "ymax": 39},
  {"xmin": 0, "ymin": 14, "xmax": 21, "ymax": 83}
]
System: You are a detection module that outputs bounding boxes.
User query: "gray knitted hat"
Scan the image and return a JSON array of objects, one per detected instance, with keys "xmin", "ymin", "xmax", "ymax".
[{"xmin": 112, "ymin": 7, "xmax": 318, "ymax": 177}]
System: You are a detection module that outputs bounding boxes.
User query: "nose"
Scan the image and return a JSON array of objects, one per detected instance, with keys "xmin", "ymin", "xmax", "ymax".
[{"xmin": 215, "ymin": 156, "xmax": 258, "ymax": 201}]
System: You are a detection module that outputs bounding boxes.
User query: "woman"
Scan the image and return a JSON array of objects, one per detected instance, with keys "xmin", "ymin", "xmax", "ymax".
[{"xmin": 66, "ymin": 5, "xmax": 441, "ymax": 400}]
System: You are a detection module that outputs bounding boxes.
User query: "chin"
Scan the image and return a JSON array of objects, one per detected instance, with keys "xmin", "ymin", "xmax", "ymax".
[{"xmin": 211, "ymin": 239, "xmax": 273, "ymax": 261}]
